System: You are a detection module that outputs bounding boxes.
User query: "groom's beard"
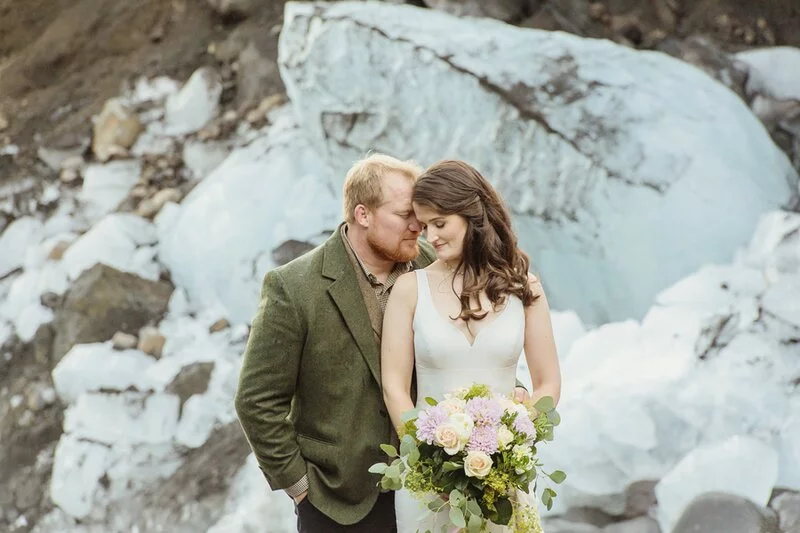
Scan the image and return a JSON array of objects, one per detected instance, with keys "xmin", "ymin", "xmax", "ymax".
[{"xmin": 367, "ymin": 232, "xmax": 419, "ymax": 263}]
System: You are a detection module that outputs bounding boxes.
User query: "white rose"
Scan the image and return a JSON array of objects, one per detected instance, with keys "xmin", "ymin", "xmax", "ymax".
[
  {"xmin": 448, "ymin": 412, "xmax": 475, "ymax": 441},
  {"xmin": 434, "ymin": 424, "xmax": 464, "ymax": 455},
  {"xmin": 464, "ymin": 451, "xmax": 493, "ymax": 478},
  {"xmin": 497, "ymin": 425, "xmax": 514, "ymax": 450},
  {"xmin": 439, "ymin": 398, "xmax": 466, "ymax": 416},
  {"xmin": 498, "ymin": 396, "xmax": 517, "ymax": 413}
]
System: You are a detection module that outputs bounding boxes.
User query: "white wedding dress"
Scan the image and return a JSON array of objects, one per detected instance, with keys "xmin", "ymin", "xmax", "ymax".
[{"xmin": 394, "ymin": 269, "xmax": 528, "ymax": 533}]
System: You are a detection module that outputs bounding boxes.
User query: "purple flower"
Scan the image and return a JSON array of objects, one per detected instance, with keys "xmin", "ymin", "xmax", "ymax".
[
  {"xmin": 415, "ymin": 405, "xmax": 448, "ymax": 445},
  {"xmin": 513, "ymin": 412, "xmax": 536, "ymax": 441},
  {"xmin": 466, "ymin": 397, "xmax": 503, "ymax": 427},
  {"xmin": 466, "ymin": 425, "xmax": 499, "ymax": 455}
]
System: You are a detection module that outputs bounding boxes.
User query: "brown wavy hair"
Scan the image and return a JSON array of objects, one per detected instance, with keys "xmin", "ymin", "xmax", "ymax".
[{"xmin": 413, "ymin": 160, "xmax": 538, "ymax": 322}]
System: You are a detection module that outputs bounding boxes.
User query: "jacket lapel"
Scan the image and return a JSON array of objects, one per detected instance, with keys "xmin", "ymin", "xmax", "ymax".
[{"xmin": 322, "ymin": 230, "xmax": 382, "ymax": 385}]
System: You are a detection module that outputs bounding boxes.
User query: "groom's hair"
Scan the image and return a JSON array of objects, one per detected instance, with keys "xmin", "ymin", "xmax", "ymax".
[{"xmin": 343, "ymin": 153, "xmax": 423, "ymax": 224}]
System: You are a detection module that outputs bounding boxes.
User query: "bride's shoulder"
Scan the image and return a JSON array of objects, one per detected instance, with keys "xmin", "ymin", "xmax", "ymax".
[
  {"xmin": 526, "ymin": 272, "xmax": 545, "ymax": 298},
  {"xmin": 391, "ymin": 271, "xmax": 418, "ymax": 298}
]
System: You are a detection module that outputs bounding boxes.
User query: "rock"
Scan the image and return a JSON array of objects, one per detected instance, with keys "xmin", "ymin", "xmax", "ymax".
[
  {"xmin": 564, "ymin": 507, "xmax": 615, "ymax": 528},
  {"xmin": 125, "ymin": 422, "xmax": 252, "ymax": 532},
  {"xmin": 46, "ymin": 241, "xmax": 71, "ymax": 261},
  {"xmin": 236, "ymin": 41, "xmax": 280, "ymax": 113},
  {"xmin": 770, "ymin": 491, "xmax": 800, "ymax": 532},
  {"xmin": 279, "ymin": 1, "xmax": 798, "ymax": 325},
  {"xmin": 37, "ymin": 146, "xmax": 85, "ymax": 173},
  {"xmin": 522, "ymin": 0, "xmax": 595, "ymax": 33},
  {"xmin": 271, "ymin": 238, "xmax": 316, "ymax": 266},
  {"xmin": 245, "ymin": 93, "xmax": 287, "ymax": 126},
  {"xmin": 736, "ymin": 46, "xmax": 800, "ymax": 102},
  {"xmin": 60, "ymin": 213, "xmax": 160, "ymax": 282},
  {"xmin": 209, "ymin": 318, "xmax": 230, "ymax": 333},
  {"xmin": 0, "ymin": 111, "xmax": 8, "ymax": 131},
  {"xmin": 78, "ymin": 160, "xmax": 142, "ymax": 222},
  {"xmin": 50, "ymin": 264, "xmax": 173, "ymax": 364},
  {"xmin": 156, "ymin": 107, "xmax": 338, "ymax": 324},
  {"xmin": 164, "ymin": 67, "xmax": 222, "ymax": 136},
  {"xmin": 206, "ymin": 0, "xmax": 259, "ymax": 19},
  {"xmin": 165, "ymin": 362, "xmax": 215, "ymax": 412},
  {"xmin": 137, "ymin": 326, "xmax": 166, "ymax": 359},
  {"xmin": 182, "ymin": 140, "xmax": 230, "ymax": 181},
  {"xmin": 423, "ymin": 0, "xmax": 530, "ymax": 22},
  {"xmin": 671, "ymin": 492, "xmax": 780, "ymax": 533},
  {"xmin": 602, "ymin": 516, "xmax": 660, "ymax": 533},
  {"xmin": 654, "ymin": 436, "xmax": 779, "ymax": 532},
  {"xmin": 135, "ymin": 187, "xmax": 182, "ymax": 218},
  {"xmin": 623, "ymin": 480, "xmax": 658, "ymax": 518},
  {"xmin": 52, "ymin": 343, "xmax": 156, "ymax": 404},
  {"xmin": 60, "ymin": 155, "xmax": 83, "ymax": 172},
  {"xmin": 544, "ymin": 518, "xmax": 602, "ymax": 533},
  {"xmin": 524, "ymin": 211, "xmax": 799, "ymax": 514},
  {"xmin": 0, "ymin": 216, "xmax": 43, "ymax": 278},
  {"xmin": 32, "ymin": 323, "xmax": 54, "ymax": 366},
  {"xmin": 59, "ymin": 168, "xmax": 80, "ymax": 184},
  {"xmin": 111, "ymin": 331, "xmax": 138, "ymax": 350},
  {"xmin": 655, "ymin": 35, "xmax": 749, "ymax": 100},
  {"xmin": 92, "ymin": 98, "xmax": 144, "ymax": 162}
]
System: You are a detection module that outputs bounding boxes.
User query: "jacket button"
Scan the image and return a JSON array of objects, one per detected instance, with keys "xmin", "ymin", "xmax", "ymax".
[{"xmin": 379, "ymin": 409, "xmax": 388, "ymax": 418}]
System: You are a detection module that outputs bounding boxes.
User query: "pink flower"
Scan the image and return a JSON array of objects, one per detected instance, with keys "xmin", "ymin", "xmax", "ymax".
[
  {"xmin": 466, "ymin": 425, "xmax": 499, "ymax": 455},
  {"xmin": 415, "ymin": 405, "xmax": 448, "ymax": 444},
  {"xmin": 466, "ymin": 397, "xmax": 503, "ymax": 427}
]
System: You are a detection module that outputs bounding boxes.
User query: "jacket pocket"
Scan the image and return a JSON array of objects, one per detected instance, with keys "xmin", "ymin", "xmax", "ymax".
[
  {"xmin": 296, "ymin": 433, "xmax": 339, "ymax": 477},
  {"xmin": 296, "ymin": 432, "xmax": 336, "ymax": 446}
]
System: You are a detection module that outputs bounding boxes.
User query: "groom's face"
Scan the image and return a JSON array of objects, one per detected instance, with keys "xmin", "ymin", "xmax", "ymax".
[{"xmin": 366, "ymin": 171, "xmax": 421, "ymax": 263}]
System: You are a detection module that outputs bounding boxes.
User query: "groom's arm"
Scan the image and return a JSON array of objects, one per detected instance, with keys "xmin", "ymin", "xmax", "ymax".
[{"xmin": 235, "ymin": 269, "xmax": 307, "ymax": 494}]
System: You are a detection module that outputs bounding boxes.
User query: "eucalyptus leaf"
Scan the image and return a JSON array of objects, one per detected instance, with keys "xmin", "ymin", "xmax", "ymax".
[
  {"xmin": 466, "ymin": 499, "xmax": 482, "ymax": 517},
  {"xmin": 549, "ymin": 470, "xmax": 567, "ymax": 483},
  {"xmin": 385, "ymin": 464, "xmax": 400, "ymax": 479},
  {"xmin": 467, "ymin": 514, "xmax": 482, "ymax": 533},
  {"xmin": 442, "ymin": 461, "xmax": 462, "ymax": 472},
  {"xmin": 400, "ymin": 434, "xmax": 416, "ymax": 456},
  {"xmin": 425, "ymin": 397, "xmax": 438, "ymax": 406},
  {"xmin": 368, "ymin": 463, "xmax": 388, "ymax": 474},
  {"xmin": 449, "ymin": 489, "xmax": 464, "ymax": 508},
  {"xmin": 380, "ymin": 444, "xmax": 398, "ymax": 458},
  {"xmin": 401, "ymin": 408, "xmax": 420, "ymax": 422},
  {"xmin": 534, "ymin": 396, "xmax": 555, "ymax": 412},
  {"xmin": 408, "ymin": 446, "xmax": 420, "ymax": 466},
  {"xmin": 449, "ymin": 507, "xmax": 467, "ymax": 528}
]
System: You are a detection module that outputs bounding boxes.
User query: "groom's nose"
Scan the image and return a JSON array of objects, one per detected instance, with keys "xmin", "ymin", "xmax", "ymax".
[{"xmin": 408, "ymin": 217, "xmax": 422, "ymax": 234}]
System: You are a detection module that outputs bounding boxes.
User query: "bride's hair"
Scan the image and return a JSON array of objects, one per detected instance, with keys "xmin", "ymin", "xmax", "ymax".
[{"xmin": 413, "ymin": 160, "xmax": 538, "ymax": 321}]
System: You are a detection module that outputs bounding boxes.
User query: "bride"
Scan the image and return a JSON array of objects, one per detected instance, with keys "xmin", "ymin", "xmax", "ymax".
[{"xmin": 381, "ymin": 160, "xmax": 562, "ymax": 532}]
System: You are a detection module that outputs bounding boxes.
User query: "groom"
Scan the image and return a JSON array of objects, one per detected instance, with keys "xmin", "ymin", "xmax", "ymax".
[{"xmin": 235, "ymin": 153, "xmax": 529, "ymax": 532}]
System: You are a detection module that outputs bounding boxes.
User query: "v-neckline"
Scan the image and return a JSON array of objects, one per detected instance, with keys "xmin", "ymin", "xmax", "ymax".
[{"xmin": 422, "ymin": 271, "xmax": 511, "ymax": 348}]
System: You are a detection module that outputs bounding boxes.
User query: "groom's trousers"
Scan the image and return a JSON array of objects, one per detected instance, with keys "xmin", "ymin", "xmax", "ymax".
[{"xmin": 295, "ymin": 492, "xmax": 397, "ymax": 533}]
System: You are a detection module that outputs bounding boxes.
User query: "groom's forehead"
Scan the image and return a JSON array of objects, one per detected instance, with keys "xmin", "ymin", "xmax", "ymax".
[{"xmin": 380, "ymin": 173, "xmax": 414, "ymax": 204}]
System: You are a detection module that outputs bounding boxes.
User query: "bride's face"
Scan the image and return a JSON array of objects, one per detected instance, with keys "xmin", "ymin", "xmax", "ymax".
[{"xmin": 413, "ymin": 203, "xmax": 468, "ymax": 263}]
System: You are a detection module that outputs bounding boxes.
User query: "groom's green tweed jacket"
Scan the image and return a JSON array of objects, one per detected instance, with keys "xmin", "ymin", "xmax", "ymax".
[{"xmin": 235, "ymin": 228, "xmax": 437, "ymax": 525}]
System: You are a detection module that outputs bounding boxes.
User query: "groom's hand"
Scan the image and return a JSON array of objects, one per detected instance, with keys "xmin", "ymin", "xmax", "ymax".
[
  {"xmin": 293, "ymin": 490, "xmax": 308, "ymax": 504},
  {"xmin": 514, "ymin": 387, "xmax": 530, "ymax": 403}
]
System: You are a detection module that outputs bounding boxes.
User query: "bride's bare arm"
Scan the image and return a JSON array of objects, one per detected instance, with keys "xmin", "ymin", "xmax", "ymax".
[
  {"xmin": 381, "ymin": 272, "xmax": 418, "ymax": 434},
  {"xmin": 523, "ymin": 274, "xmax": 562, "ymax": 406}
]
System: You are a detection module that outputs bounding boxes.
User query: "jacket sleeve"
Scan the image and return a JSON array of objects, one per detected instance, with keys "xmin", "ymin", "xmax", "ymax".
[{"xmin": 235, "ymin": 269, "xmax": 307, "ymax": 490}]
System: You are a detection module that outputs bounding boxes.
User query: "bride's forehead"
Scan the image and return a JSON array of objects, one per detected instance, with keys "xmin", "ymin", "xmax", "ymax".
[{"xmin": 412, "ymin": 203, "xmax": 444, "ymax": 220}]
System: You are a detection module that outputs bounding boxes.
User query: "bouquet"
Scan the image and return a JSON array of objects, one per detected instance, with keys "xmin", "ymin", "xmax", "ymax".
[{"xmin": 370, "ymin": 384, "xmax": 565, "ymax": 533}]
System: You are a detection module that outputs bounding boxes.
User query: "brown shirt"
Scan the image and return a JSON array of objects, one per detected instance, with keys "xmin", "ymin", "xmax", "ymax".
[{"xmin": 341, "ymin": 224, "xmax": 413, "ymax": 338}]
